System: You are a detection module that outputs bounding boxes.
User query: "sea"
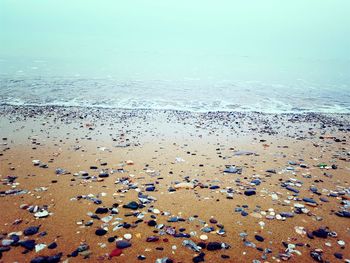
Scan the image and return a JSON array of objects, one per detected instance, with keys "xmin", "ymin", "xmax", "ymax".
[{"xmin": 0, "ymin": 76, "xmax": 349, "ymax": 113}]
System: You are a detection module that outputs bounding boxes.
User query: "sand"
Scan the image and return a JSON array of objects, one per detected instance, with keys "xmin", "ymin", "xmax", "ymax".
[{"xmin": 0, "ymin": 105, "xmax": 349, "ymax": 263}]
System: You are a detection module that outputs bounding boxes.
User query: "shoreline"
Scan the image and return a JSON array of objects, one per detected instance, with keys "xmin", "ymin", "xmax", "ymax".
[{"xmin": 2, "ymin": 103, "xmax": 350, "ymax": 116}]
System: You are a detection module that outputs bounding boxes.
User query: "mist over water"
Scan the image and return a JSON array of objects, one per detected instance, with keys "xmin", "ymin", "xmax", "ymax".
[{"xmin": 1, "ymin": 0, "xmax": 349, "ymax": 113}]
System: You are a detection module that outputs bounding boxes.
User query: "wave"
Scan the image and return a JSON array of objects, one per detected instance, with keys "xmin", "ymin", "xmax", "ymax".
[{"xmin": 0, "ymin": 77, "xmax": 349, "ymax": 113}]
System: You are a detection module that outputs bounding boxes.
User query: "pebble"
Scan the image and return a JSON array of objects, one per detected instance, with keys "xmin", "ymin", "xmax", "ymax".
[
  {"xmin": 123, "ymin": 201, "xmax": 139, "ymax": 210},
  {"xmin": 95, "ymin": 228, "xmax": 107, "ymax": 236},
  {"xmin": 255, "ymin": 235, "xmax": 264, "ymax": 242},
  {"xmin": 34, "ymin": 210, "xmax": 49, "ymax": 218},
  {"xmin": 244, "ymin": 189, "xmax": 256, "ymax": 196},
  {"xmin": 207, "ymin": 242, "xmax": 222, "ymax": 251},
  {"xmin": 124, "ymin": 233, "xmax": 132, "ymax": 240},
  {"xmin": 24, "ymin": 226, "xmax": 40, "ymax": 236},
  {"xmin": 110, "ymin": 248, "xmax": 123, "ymax": 257},
  {"xmin": 116, "ymin": 240, "xmax": 132, "ymax": 249},
  {"xmin": 200, "ymin": 234, "xmax": 208, "ymax": 240}
]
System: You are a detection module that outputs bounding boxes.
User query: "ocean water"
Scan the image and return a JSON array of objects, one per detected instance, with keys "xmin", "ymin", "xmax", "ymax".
[{"xmin": 0, "ymin": 76, "xmax": 349, "ymax": 113}]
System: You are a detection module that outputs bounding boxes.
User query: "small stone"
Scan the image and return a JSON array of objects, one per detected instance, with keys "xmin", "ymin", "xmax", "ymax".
[
  {"xmin": 200, "ymin": 235, "xmax": 208, "ymax": 241},
  {"xmin": 48, "ymin": 242, "xmax": 57, "ymax": 249},
  {"xmin": 337, "ymin": 240, "xmax": 345, "ymax": 246},
  {"xmin": 95, "ymin": 229, "xmax": 107, "ymax": 236},
  {"xmin": 24, "ymin": 226, "xmax": 40, "ymax": 236},
  {"xmin": 116, "ymin": 240, "xmax": 131, "ymax": 249},
  {"xmin": 174, "ymin": 182, "xmax": 194, "ymax": 189},
  {"xmin": 312, "ymin": 228, "xmax": 329, "ymax": 238},
  {"xmin": 124, "ymin": 233, "xmax": 132, "ymax": 240},
  {"xmin": 2, "ymin": 239, "xmax": 14, "ymax": 246},
  {"xmin": 244, "ymin": 189, "xmax": 256, "ymax": 196},
  {"xmin": 95, "ymin": 207, "xmax": 109, "ymax": 214},
  {"xmin": 207, "ymin": 242, "xmax": 222, "ymax": 251},
  {"xmin": 20, "ymin": 240, "xmax": 36, "ymax": 250},
  {"xmin": 34, "ymin": 210, "xmax": 49, "ymax": 218},
  {"xmin": 146, "ymin": 236, "xmax": 159, "ymax": 242},
  {"xmin": 110, "ymin": 248, "xmax": 123, "ymax": 257},
  {"xmin": 255, "ymin": 235, "xmax": 264, "ymax": 242},
  {"xmin": 35, "ymin": 243, "xmax": 47, "ymax": 253},
  {"xmin": 123, "ymin": 201, "xmax": 139, "ymax": 210}
]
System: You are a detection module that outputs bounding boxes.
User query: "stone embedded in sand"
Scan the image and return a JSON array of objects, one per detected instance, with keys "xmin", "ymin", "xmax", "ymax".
[
  {"xmin": 250, "ymin": 179, "xmax": 261, "ymax": 186},
  {"xmin": 148, "ymin": 220, "xmax": 157, "ymax": 227},
  {"xmin": 48, "ymin": 242, "xmax": 57, "ymax": 249},
  {"xmin": 137, "ymin": 255, "xmax": 147, "ymax": 260},
  {"xmin": 146, "ymin": 186, "xmax": 156, "ymax": 191},
  {"xmin": 20, "ymin": 239, "xmax": 36, "ymax": 250},
  {"xmin": 124, "ymin": 233, "xmax": 132, "ymax": 240},
  {"xmin": 174, "ymin": 182, "xmax": 194, "ymax": 189},
  {"xmin": 126, "ymin": 160, "xmax": 134, "ymax": 165},
  {"xmin": 223, "ymin": 165, "xmax": 243, "ymax": 174},
  {"xmin": 123, "ymin": 201, "xmax": 139, "ymax": 210},
  {"xmin": 207, "ymin": 242, "xmax": 222, "ymax": 251},
  {"xmin": 193, "ymin": 252, "xmax": 206, "ymax": 263},
  {"xmin": 98, "ymin": 172, "xmax": 109, "ymax": 178},
  {"xmin": 285, "ymin": 186, "xmax": 299, "ymax": 193},
  {"xmin": 116, "ymin": 240, "xmax": 131, "ymax": 249},
  {"xmin": 95, "ymin": 228, "xmax": 107, "ymax": 236},
  {"xmin": 35, "ymin": 243, "xmax": 47, "ymax": 253},
  {"xmin": 95, "ymin": 207, "xmax": 109, "ymax": 214},
  {"xmin": 146, "ymin": 236, "xmax": 159, "ymax": 242},
  {"xmin": 30, "ymin": 253, "xmax": 62, "ymax": 263},
  {"xmin": 32, "ymin": 160, "xmax": 41, "ymax": 165},
  {"xmin": 55, "ymin": 168, "xmax": 66, "ymax": 175},
  {"xmin": 200, "ymin": 235, "xmax": 208, "ymax": 241},
  {"xmin": 295, "ymin": 226, "xmax": 306, "ymax": 235},
  {"xmin": 201, "ymin": 226, "xmax": 214, "ymax": 233},
  {"xmin": 101, "ymin": 215, "xmax": 113, "ymax": 223},
  {"xmin": 34, "ymin": 210, "xmax": 49, "ymax": 218},
  {"xmin": 254, "ymin": 235, "xmax": 264, "ymax": 242},
  {"xmin": 209, "ymin": 218, "xmax": 218, "ymax": 224},
  {"xmin": 2, "ymin": 239, "xmax": 14, "ymax": 246},
  {"xmin": 271, "ymin": 193, "xmax": 279, "ymax": 201},
  {"xmin": 337, "ymin": 240, "xmax": 345, "ymax": 246},
  {"xmin": 152, "ymin": 208, "xmax": 160, "ymax": 214},
  {"xmin": 244, "ymin": 189, "xmax": 256, "ymax": 196},
  {"xmin": 110, "ymin": 248, "xmax": 123, "ymax": 257},
  {"xmin": 303, "ymin": 197, "xmax": 317, "ymax": 205},
  {"xmin": 233, "ymin": 151, "xmax": 256, "ymax": 156},
  {"xmin": 335, "ymin": 211, "xmax": 350, "ymax": 218},
  {"xmin": 312, "ymin": 228, "xmax": 329, "ymax": 238},
  {"xmin": 24, "ymin": 226, "xmax": 40, "ymax": 236},
  {"xmin": 182, "ymin": 239, "xmax": 202, "ymax": 252},
  {"xmin": 310, "ymin": 250, "xmax": 323, "ymax": 262}
]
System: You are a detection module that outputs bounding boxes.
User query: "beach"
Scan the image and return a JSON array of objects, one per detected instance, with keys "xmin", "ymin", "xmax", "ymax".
[{"xmin": 0, "ymin": 105, "xmax": 349, "ymax": 262}]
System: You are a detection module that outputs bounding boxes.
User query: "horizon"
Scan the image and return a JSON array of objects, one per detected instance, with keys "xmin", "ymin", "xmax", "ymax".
[{"xmin": 1, "ymin": 0, "xmax": 350, "ymax": 84}]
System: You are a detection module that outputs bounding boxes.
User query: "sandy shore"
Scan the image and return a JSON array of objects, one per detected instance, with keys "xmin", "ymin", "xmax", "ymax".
[{"xmin": 0, "ymin": 105, "xmax": 349, "ymax": 263}]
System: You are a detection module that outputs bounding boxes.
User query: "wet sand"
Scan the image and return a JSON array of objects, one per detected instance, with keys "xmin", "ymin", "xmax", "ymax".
[{"xmin": 0, "ymin": 105, "xmax": 349, "ymax": 263}]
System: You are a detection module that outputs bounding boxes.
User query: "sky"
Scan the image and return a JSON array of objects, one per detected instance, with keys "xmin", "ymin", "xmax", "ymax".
[{"xmin": 0, "ymin": 0, "xmax": 350, "ymax": 82}]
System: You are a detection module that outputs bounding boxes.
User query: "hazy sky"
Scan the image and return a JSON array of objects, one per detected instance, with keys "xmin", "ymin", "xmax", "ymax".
[{"xmin": 1, "ymin": 0, "xmax": 349, "ymax": 81}]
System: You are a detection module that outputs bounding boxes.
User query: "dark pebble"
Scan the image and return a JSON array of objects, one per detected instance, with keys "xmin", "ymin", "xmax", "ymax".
[
  {"xmin": 207, "ymin": 242, "xmax": 222, "ymax": 251},
  {"xmin": 95, "ymin": 207, "xmax": 109, "ymax": 214},
  {"xmin": 95, "ymin": 228, "xmax": 107, "ymax": 236},
  {"xmin": 116, "ymin": 240, "xmax": 131, "ymax": 249},
  {"xmin": 24, "ymin": 226, "xmax": 40, "ymax": 236},
  {"xmin": 244, "ymin": 189, "xmax": 256, "ymax": 196},
  {"xmin": 20, "ymin": 240, "xmax": 36, "ymax": 250},
  {"xmin": 255, "ymin": 235, "xmax": 264, "ymax": 242},
  {"xmin": 48, "ymin": 242, "xmax": 57, "ymax": 249}
]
